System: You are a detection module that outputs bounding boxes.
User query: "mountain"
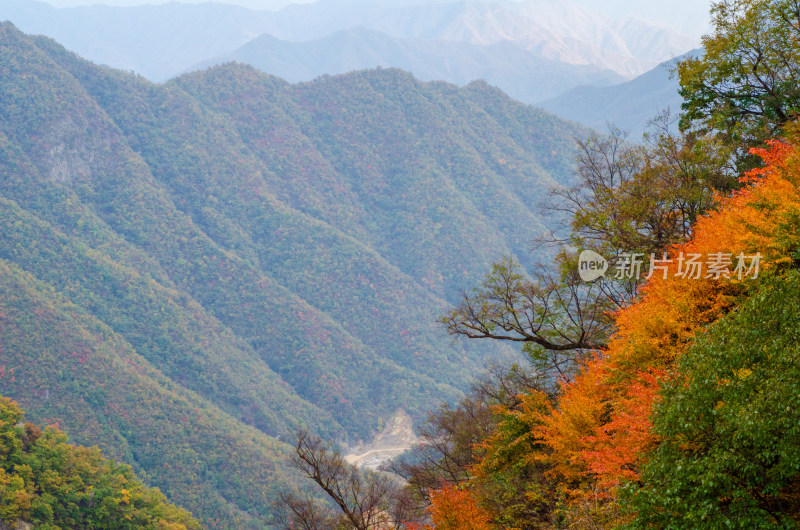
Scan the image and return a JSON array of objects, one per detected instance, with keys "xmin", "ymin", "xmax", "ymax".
[
  {"xmin": 0, "ymin": 0, "xmax": 276, "ymax": 80},
  {"xmin": 537, "ymin": 52, "xmax": 696, "ymax": 139},
  {"xmin": 191, "ymin": 27, "xmax": 624, "ymax": 103},
  {"xmin": 263, "ymin": 0, "xmax": 695, "ymax": 78},
  {"xmin": 0, "ymin": 0, "xmax": 697, "ymax": 87},
  {"xmin": 0, "ymin": 22, "xmax": 587, "ymax": 527},
  {"xmin": 568, "ymin": 0, "xmax": 713, "ymax": 38}
]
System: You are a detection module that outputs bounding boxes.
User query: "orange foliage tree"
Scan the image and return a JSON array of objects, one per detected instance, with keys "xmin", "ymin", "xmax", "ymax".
[
  {"xmin": 416, "ymin": 132, "xmax": 800, "ymax": 528},
  {"xmin": 535, "ymin": 131, "xmax": 800, "ymax": 518},
  {"xmin": 407, "ymin": 483, "xmax": 493, "ymax": 530}
]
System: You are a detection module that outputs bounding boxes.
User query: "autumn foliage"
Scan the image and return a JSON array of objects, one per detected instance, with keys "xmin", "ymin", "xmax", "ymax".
[
  {"xmin": 409, "ymin": 484, "xmax": 492, "ymax": 530},
  {"xmin": 531, "ymin": 132, "xmax": 800, "ymax": 519},
  {"xmin": 432, "ymin": 131, "xmax": 800, "ymax": 528},
  {"xmin": 0, "ymin": 397, "xmax": 199, "ymax": 529}
]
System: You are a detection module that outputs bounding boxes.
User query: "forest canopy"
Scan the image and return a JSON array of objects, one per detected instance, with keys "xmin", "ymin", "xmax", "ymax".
[
  {"xmin": 289, "ymin": 1, "xmax": 800, "ymax": 528},
  {"xmin": 0, "ymin": 396, "xmax": 200, "ymax": 529}
]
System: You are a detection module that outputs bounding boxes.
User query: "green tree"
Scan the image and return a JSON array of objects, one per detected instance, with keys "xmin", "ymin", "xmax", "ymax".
[
  {"xmin": 624, "ymin": 270, "xmax": 800, "ymax": 528},
  {"xmin": 679, "ymin": 0, "xmax": 800, "ymax": 168},
  {"xmin": 0, "ymin": 396, "xmax": 200, "ymax": 529}
]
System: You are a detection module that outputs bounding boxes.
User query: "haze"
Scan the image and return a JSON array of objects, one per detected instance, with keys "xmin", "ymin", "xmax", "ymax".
[{"xmin": 41, "ymin": 0, "xmax": 714, "ymax": 38}]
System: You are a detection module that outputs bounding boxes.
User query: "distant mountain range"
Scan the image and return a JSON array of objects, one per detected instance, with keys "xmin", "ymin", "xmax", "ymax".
[
  {"xmin": 191, "ymin": 27, "xmax": 624, "ymax": 103},
  {"xmin": 538, "ymin": 52, "xmax": 696, "ymax": 139},
  {"xmin": 0, "ymin": 22, "xmax": 588, "ymax": 527},
  {"xmin": 0, "ymin": 0, "xmax": 698, "ymax": 103},
  {"xmin": 256, "ymin": 0, "xmax": 693, "ymax": 77}
]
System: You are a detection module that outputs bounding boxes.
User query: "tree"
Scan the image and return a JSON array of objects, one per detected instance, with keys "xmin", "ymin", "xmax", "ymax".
[
  {"xmin": 0, "ymin": 397, "xmax": 199, "ymax": 530},
  {"xmin": 277, "ymin": 429, "xmax": 421, "ymax": 530},
  {"xmin": 442, "ymin": 257, "xmax": 616, "ymax": 373},
  {"xmin": 555, "ymin": 123, "xmax": 734, "ymax": 256},
  {"xmin": 391, "ymin": 392, "xmax": 496, "ymax": 506},
  {"xmin": 444, "ymin": 124, "xmax": 731, "ymax": 380},
  {"xmin": 391, "ymin": 353, "xmax": 575, "ymax": 529},
  {"xmin": 679, "ymin": 0, "xmax": 800, "ymax": 167},
  {"xmin": 535, "ymin": 129, "xmax": 800, "ymax": 525},
  {"xmin": 411, "ymin": 484, "xmax": 493, "ymax": 530},
  {"xmin": 273, "ymin": 489, "xmax": 345, "ymax": 529},
  {"xmin": 469, "ymin": 390, "xmax": 561, "ymax": 528},
  {"xmin": 624, "ymin": 271, "xmax": 800, "ymax": 528}
]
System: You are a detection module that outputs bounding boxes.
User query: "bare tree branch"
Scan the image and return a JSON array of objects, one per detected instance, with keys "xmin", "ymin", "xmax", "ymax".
[
  {"xmin": 442, "ymin": 257, "xmax": 614, "ymax": 355},
  {"xmin": 286, "ymin": 429, "xmax": 408, "ymax": 530}
]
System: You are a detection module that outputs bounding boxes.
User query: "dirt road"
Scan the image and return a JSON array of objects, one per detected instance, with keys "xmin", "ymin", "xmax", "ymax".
[{"xmin": 345, "ymin": 409, "xmax": 417, "ymax": 470}]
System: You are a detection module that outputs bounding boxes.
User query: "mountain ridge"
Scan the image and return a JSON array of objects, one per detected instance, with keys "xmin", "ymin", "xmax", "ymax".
[
  {"xmin": 0, "ymin": 22, "xmax": 588, "ymax": 526},
  {"xmin": 190, "ymin": 27, "xmax": 625, "ymax": 115},
  {"xmin": 537, "ymin": 51, "xmax": 698, "ymax": 138},
  {"xmin": 0, "ymin": 0, "xmax": 696, "ymax": 88}
]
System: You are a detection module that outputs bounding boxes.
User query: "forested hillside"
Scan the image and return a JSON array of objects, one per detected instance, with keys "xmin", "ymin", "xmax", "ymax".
[
  {"xmin": 294, "ymin": 0, "xmax": 800, "ymax": 528},
  {"xmin": 0, "ymin": 397, "xmax": 200, "ymax": 529},
  {"xmin": 0, "ymin": 22, "xmax": 586, "ymax": 527}
]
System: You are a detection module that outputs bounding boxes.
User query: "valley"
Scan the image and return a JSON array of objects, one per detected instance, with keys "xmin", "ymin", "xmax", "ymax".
[
  {"xmin": 2, "ymin": 0, "xmax": 776, "ymax": 527},
  {"xmin": 345, "ymin": 410, "xmax": 418, "ymax": 470},
  {"xmin": 0, "ymin": 21, "xmax": 586, "ymax": 526}
]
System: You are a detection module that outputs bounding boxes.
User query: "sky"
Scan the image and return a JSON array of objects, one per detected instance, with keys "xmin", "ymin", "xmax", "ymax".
[{"xmin": 40, "ymin": 0, "xmax": 716, "ymax": 37}]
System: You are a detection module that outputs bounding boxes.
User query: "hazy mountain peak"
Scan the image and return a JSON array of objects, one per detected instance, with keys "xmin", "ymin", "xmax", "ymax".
[
  {"xmin": 188, "ymin": 24, "xmax": 625, "ymax": 101},
  {"xmin": 537, "ymin": 49, "xmax": 700, "ymax": 138},
  {"xmin": 0, "ymin": 0, "xmax": 697, "ymax": 84}
]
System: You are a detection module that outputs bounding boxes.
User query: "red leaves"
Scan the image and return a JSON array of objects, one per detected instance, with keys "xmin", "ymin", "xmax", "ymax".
[
  {"xmin": 580, "ymin": 370, "xmax": 664, "ymax": 490},
  {"xmin": 537, "ymin": 135, "xmax": 800, "ymax": 505},
  {"xmin": 408, "ymin": 484, "xmax": 493, "ymax": 530}
]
